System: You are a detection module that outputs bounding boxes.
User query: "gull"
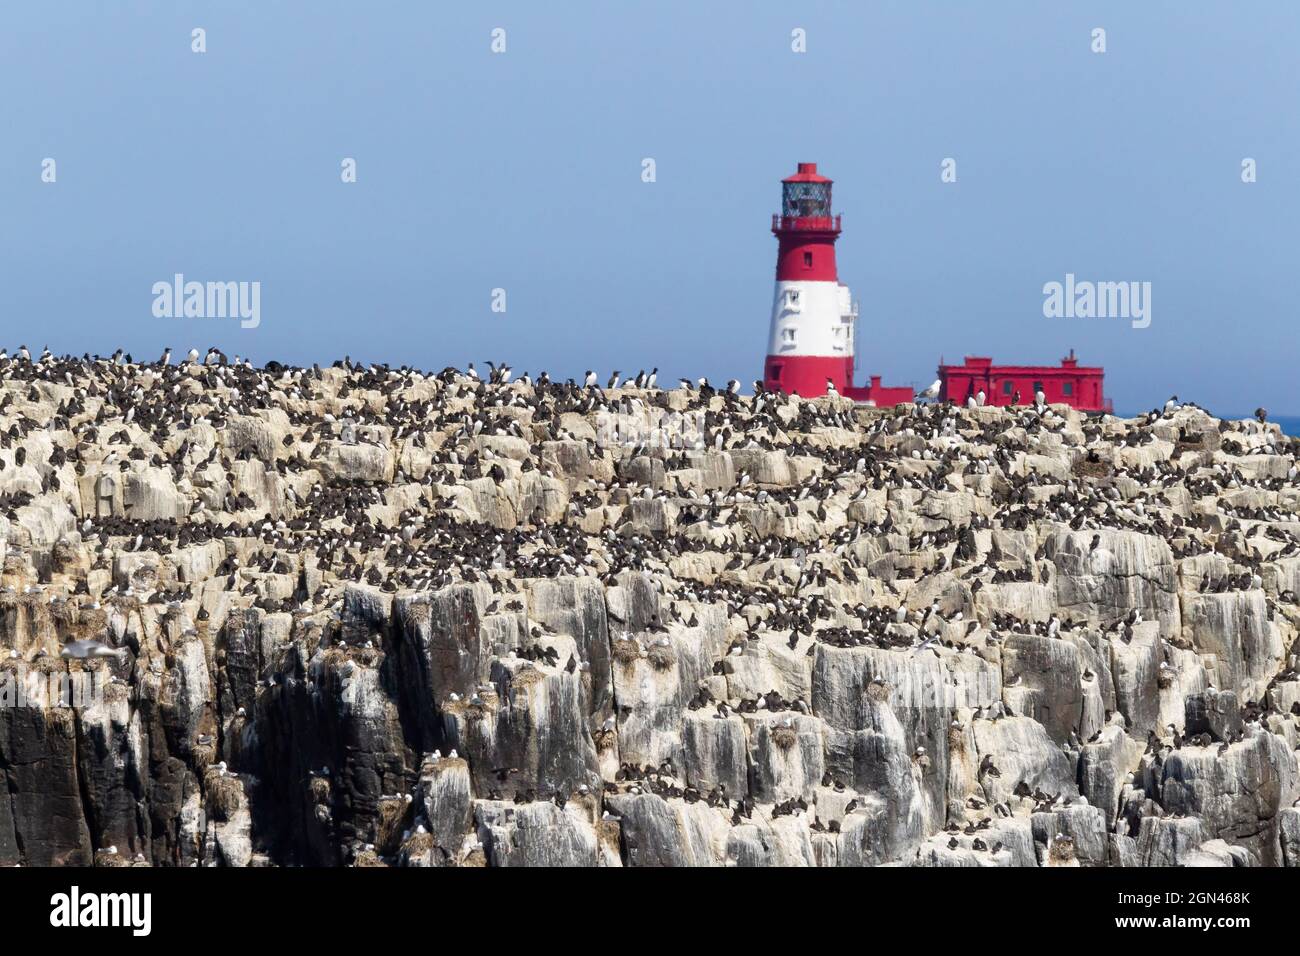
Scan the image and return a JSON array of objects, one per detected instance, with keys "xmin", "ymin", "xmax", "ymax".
[{"xmin": 59, "ymin": 639, "xmax": 126, "ymax": 660}]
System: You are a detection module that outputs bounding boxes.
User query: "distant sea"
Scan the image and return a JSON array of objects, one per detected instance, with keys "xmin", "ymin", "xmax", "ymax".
[{"xmin": 1274, "ymin": 416, "xmax": 1300, "ymax": 437}]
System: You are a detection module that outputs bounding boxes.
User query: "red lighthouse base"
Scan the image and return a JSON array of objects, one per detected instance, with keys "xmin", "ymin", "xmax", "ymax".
[
  {"xmin": 764, "ymin": 356, "xmax": 914, "ymax": 405},
  {"xmin": 763, "ymin": 355, "xmax": 853, "ymax": 397}
]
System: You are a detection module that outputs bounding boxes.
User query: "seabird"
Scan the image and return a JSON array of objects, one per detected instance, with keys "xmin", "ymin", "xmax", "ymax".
[{"xmin": 59, "ymin": 639, "xmax": 126, "ymax": 660}]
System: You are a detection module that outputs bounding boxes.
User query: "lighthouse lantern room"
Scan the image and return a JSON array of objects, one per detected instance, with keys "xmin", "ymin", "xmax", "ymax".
[{"xmin": 763, "ymin": 163, "xmax": 858, "ymax": 397}]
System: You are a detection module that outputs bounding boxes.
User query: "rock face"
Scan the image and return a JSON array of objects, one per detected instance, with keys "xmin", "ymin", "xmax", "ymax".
[{"xmin": 0, "ymin": 355, "xmax": 1297, "ymax": 867}]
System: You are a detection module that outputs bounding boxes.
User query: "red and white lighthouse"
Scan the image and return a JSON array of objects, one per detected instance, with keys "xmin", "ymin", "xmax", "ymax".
[{"xmin": 763, "ymin": 163, "xmax": 858, "ymax": 397}]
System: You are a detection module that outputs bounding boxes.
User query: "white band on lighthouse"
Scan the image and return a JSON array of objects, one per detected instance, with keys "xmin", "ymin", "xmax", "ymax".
[{"xmin": 767, "ymin": 280, "xmax": 857, "ymax": 358}]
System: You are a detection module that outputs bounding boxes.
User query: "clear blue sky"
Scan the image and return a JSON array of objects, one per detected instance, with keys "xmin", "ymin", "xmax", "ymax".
[{"xmin": 2, "ymin": 2, "xmax": 1297, "ymax": 414}]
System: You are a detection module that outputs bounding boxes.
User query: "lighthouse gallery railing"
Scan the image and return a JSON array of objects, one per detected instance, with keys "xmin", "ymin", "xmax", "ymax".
[{"xmin": 772, "ymin": 214, "xmax": 841, "ymax": 233}]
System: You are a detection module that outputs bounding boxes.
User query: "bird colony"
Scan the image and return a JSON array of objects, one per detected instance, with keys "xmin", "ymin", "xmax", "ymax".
[{"xmin": 0, "ymin": 350, "xmax": 1298, "ymax": 868}]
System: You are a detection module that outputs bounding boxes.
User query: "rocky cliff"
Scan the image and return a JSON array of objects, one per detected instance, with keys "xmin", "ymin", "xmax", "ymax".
[{"xmin": 0, "ymin": 356, "xmax": 1297, "ymax": 867}]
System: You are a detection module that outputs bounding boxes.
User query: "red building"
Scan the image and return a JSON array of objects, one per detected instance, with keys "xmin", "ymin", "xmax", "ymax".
[{"xmin": 938, "ymin": 351, "xmax": 1110, "ymax": 412}]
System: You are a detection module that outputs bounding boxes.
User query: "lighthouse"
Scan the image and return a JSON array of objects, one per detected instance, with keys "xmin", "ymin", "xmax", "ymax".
[{"xmin": 763, "ymin": 163, "xmax": 858, "ymax": 398}]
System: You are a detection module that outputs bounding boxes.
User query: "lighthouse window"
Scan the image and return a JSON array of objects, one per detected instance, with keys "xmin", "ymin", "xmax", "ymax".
[
  {"xmin": 789, "ymin": 291, "xmax": 799, "ymax": 303},
  {"xmin": 1063, "ymin": 382, "xmax": 1074, "ymax": 396},
  {"xmin": 1003, "ymin": 381, "xmax": 1012, "ymax": 395},
  {"xmin": 804, "ymin": 251, "xmax": 813, "ymax": 268}
]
